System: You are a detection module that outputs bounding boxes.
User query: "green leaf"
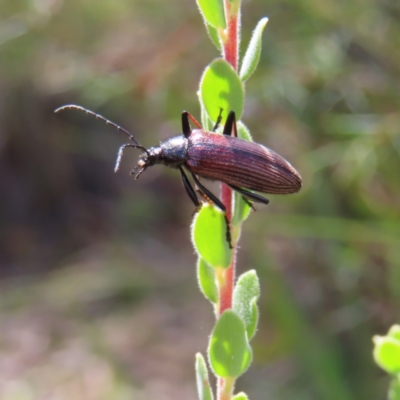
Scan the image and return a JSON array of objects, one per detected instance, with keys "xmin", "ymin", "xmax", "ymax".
[
  {"xmin": 200, "ymin": 59, "xmax": 244, "ymax": 124},
  {"xmin": 195, "ymin": 353, "xmax": 214, "ymax": 400},
  {"xmin": 197, "ymin": 257, "xmax": 218, "ymax": 303},
  {"xmin": 232, "ymin": 193, "xmax": 248, "ymax": 222},
  {"xmin": 389, "ymin": 325, "xmax": 400, "ymax": 342},
  {"xmin": 192, "ymin": 204, "xmax": 232, "ymax": 269},
  {"xmin": 239, "ymin": 17, "xmax": 268, "ymax": 82},
  {"xmin": 233, "ymin": 270, "xmax": 260, "ymax": 340},
  {"xmin": 200, "ymin": 102, "xmax": 214, "ymax": 131},
  {"xmin": 208, "ymin": 310, "xmax": 252, "ymax": 378},
  {"xmin": 206, "ymin": 23, "xmax": 222, "ymax": 51},
  {"xmin": 389, "ymin": 377, "xmax": 400, "ymax": 400},
  {"xmin": 373, "ymin": 335, "xmax": 400, "ymax": 375},
  {"xmin": 232, "ymin": 393, "xmax": 249, "ymax": 400},
  {"xmin": 237, "ymin": 121, "xmax": 252, "ymax": 141},
  {"xmin": 197, "ymin": 0, "xmax": 226, "ymax": 29},
  {"xmin": 232, "ymin": 191, "xmax": 251, "ymax": 228}
]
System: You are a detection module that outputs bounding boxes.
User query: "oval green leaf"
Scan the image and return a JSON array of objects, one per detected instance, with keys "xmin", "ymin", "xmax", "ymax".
[
  {"xmin": 200, "ymin": 103, "xmax": 214, "ymax": 132},
  {"xmin": 389, "ymin": 325, "xmax": 400, "ymax": 342},
  {"xmin": 240, "ymin": 17, "xmax": 268, "ymax": 82},
  {"xmin": 197, "ymin": 0, "xmax": 226, "ymax": 29},
  {"xmin": 373, "ymin": 336, "xmax": 400, "ymax": 375},
  {"xmin": 200, "ymin": 59, "xmax": 244, "ymax": 124},
  {"xmin": 197, "ymin": 257, "xmax": 218, "ymax": 303},
  {"xmin": 192, "ymin": 204, "xmax": 232, "ymax": 269},
  {"xmin": 233, "ymin": 270, "xmax": 260, "ymax": 340},
  {"xmin": 232, "ymin": 193, "xmax": 251, "ymax": 227},
  {"xmin": 237, "ymin": 121, "xmax": 252, "ymax": 141},
  {"xmin": 195, "ymin": 353, "xmax": 214, "ymax": 400},
  {"xmin": 208, "ymin": 310, "xmax": 252, "ymax": 378},
  {"xmin": 232, "ymin": 393, "xmax": 249, "ymax": 400},
  {"xmin": 206, "ymin": 23, "xmax": 222, "ymax": 51}
]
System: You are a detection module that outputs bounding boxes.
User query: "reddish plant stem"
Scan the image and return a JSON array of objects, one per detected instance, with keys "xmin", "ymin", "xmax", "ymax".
[
  {"xmin": 218, "ymin": 0, "xmax": 239, "ymax": 317},
  {"xmin": 217, "ymin": 4, "xmax": 240, "ymax": 399},
  {"xmin": 222, "ymin": 14, "xmax": 238, "ymax": 71},
  {"xmin": 218, "ymin": 378, "xmax": 233, "ymax": 400},
  {"xmin": 217, "ymin": 249, "xmax": 235, "ymax": 313},
  {"xmin": 221, "ymin": 183, "xmax": 233, "ymax": 223},
  {"xmin": 221, "ymin": 182, "xmax": 233, "ymax": 305}
]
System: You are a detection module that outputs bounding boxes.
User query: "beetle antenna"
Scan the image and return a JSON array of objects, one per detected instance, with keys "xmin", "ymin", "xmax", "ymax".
[
  {"xmin": 114, "ymin": 143, "xmax": 149, "ymax": 172},
  {"xmin": 55, "ymin": 104, "xmax": 145, "ymax": 148}
]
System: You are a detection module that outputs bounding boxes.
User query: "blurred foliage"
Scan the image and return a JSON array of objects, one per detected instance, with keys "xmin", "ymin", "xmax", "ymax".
[{"xmin": 0, "ymin": 0, "xmax": 399, "ymax": 399}]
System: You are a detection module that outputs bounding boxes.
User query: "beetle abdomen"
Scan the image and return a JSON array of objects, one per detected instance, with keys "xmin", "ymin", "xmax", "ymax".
[{"xmin": 186, "ymin": 131, "xmax": 301, "ymax": 194}]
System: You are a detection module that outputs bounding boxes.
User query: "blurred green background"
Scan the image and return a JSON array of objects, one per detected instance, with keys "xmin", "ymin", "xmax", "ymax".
[{"xmin": 1, "ymin": 0, "xmax": 400, "ymax": 399}]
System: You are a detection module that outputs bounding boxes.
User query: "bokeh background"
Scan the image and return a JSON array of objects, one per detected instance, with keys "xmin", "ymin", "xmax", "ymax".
[{"xmin": 1, "ymin": 0, "xmax": 400, "ymax": 399}]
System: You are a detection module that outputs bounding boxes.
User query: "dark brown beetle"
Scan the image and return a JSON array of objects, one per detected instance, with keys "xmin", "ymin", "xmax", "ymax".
[{"xmin": 55, "ymin": 105, "xmax": 301, "ymax": 218}]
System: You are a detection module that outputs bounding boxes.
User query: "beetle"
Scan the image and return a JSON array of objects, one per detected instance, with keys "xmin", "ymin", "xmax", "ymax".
[{"xmin": 55, "ymin": 105, "xmax": 302, "ymax": 245}]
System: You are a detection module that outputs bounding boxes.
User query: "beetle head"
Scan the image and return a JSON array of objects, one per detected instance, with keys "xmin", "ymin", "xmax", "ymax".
[{"xmin": 133, "ymin": 147, "xmax": 162, "ymax": 179}]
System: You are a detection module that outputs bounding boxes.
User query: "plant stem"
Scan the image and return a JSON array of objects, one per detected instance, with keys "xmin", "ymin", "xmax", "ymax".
[
  {"xmin": 217, "ymin": 376, "xmax": 235, "ymax": 400},
  {"xmin": 218, "ymin": 0, "xmax": 240, "ymax": 317},
  {"xmin": 217, "ymin": 2, "xmax": 241, "ymax": 399},
  {"xmin": 215, "ymin": 264, "xmax": 235, "ymax": 315},
  {"xmin": 222, "ymin": 1, "xmax": 239, "ymax": 71}
]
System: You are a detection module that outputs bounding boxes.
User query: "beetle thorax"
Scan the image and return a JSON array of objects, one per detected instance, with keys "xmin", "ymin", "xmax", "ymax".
[{"xmin": 135, "ymin": 136, "xmax": 188, "ymax": 180}]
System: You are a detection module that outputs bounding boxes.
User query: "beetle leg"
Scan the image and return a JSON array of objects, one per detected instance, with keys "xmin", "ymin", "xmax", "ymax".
[
  {"xmin": 228, "ymin": 184, "xmax": 270, "ymax": 205},
  {"xmin": 223, "ymin": 111, "xmax": 238, "ymax": 137},
  {"xmin": 179, "ymin": 167, "xmax": 200, "ymax": 208},
  {"xmin": 191, "ymin": 174, "xmax": 233, "ymax": 249},
  {"xmin": 191, "ymin": 174, "xmax": 225, "ymax": 211},
  {"xmin": 185, "ymin": 111, "xmax": 202, "ymax": 130},
  {"xmin": 240, "ymin": 196, "xmax": 256, "ymax": 211},
  {"xmin": 195, "ymin": 188, "xmax": 213, "ymax": 204},
  {"xmin": 212, "ymin": 107, "xmax": 223, "ymax": 131},
  {"xmin": 195, "ymin": 187, "xmax": 236, "ymax": 215},
  {"xmin": 181, "ymin": 112, "xmax": 192, "ymax": 138}
]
